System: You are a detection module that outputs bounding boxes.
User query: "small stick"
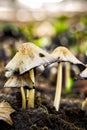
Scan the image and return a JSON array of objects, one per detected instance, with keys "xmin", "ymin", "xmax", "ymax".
[
  {"xmin": 54, "ymin": 62, "xmax": 62, "ymax": 111},
  {"xmin": 21, "ymin": 86, "xmax": 26, "ymax": 109}
]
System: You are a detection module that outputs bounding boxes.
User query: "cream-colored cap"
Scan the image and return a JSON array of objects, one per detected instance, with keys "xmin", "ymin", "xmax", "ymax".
[
  {"xmin": 51, "ymin": 46, "xmax": 85, "ymax": 65},
  {"xmin": 5, "ymin": 42, "xmax": 55, "ymax": 76},
  {"xmin": 4, "ymin": 73, "xmax": 34, "ymax": 88},
  {"xmin": 79, "ymin": 67, "xmax": 87, "ymax": 79}
]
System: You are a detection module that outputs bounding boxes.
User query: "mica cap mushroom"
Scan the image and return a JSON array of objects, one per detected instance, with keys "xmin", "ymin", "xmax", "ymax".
[
  {"xmin": 5, "ymin": 42, "xmax": 55, "ymax": 76},
  {"xmin": 51, "ymin": 46, "xmax": 86, "ymax": 111},
  {"xmin": 4, "ymin": 42, "xmax": 56, "ymax": 109}
]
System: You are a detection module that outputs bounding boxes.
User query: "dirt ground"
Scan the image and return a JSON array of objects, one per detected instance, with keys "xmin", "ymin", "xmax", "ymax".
[{"xmin": 0, "ymin": 87, "xmax": 87, "ymax": 130}]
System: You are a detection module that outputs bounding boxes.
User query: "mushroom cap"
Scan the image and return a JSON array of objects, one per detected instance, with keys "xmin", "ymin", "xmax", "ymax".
[
  {"xmin": 5, "ymin": 42, "xmax": 55, "ymax": 75},
  {"xmin": 51, "ymin": 46, "xmax": 85, "ymax": 66},
  {"xmin": 4, "ymin": 73, "xmax": 34, "ymax": 88},
  {"xmin": 79, "ymin": 67, "xmax": 87, "ymax": 79}
]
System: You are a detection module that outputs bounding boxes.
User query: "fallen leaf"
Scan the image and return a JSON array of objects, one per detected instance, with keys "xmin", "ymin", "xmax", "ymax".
[{"xmin": 0, "ymin": 101, "xmax": 15, "ymax": 125}]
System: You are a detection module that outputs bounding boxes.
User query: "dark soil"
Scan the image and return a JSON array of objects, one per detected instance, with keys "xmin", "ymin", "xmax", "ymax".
[{"xmin": 0, "ymin": 88, "xmax": 87, "ymax": 130}]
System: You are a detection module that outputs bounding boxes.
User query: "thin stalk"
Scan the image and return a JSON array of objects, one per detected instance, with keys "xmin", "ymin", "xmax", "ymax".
[
  {"xmin": 21, "ymin": 86, "xmax": 26, "ymax": 109},
  {"xmin": 54, "ymin": 62, "xmax": 62, "ymax": 111},
  {"xmin": 27, "ymin": 69, "xmax": 35, "ymax": 108},
  {"xmin": 65, "ymin": 62, "xmax": 70, "ymax": 91},
  {"xmin": 26, "ymin": 89, "xmax": 29, "ymax": 103},
  {"xmin": 27, "ymin": 89, "xmax": 35, "ymax": 108}
]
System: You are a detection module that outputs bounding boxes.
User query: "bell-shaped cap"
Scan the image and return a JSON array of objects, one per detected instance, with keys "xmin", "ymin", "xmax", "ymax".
[
  {"xmin": 5, "ymin": 42, "xmax": 55, "ymax": 75},
  {"xmin": 4, "ymin": 73, "xmax": 34, "ymax": 88},
  {"xmin": 51, "ymin": 46, "xmax": 85, "ymax": 66}
]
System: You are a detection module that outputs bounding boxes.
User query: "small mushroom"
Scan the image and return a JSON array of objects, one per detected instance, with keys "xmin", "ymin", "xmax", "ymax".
[
  {"xmin": 4, "ymin": 72, "xmax": 34, "ymax": 109},
  {"xmin": 51, "ymin": 46, "xmax": 85, "ymax": 111},
  {"xmin": 78, "ymin": 68, "xmax": 87, "ymax": 111},
  {"xmin": 4, "ymin": 73, "xmax": 34, "ymax": 88},
  {"xmin": 5, "ymin": 42, "xmax": 55, "ymax": 109},
  {"xmin": 79, "ymin": 67, "xmax": 87, "ymax": 79}
]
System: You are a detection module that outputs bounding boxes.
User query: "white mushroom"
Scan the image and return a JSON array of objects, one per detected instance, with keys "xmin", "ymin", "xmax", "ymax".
[
  {"xmin": 4, "ymin": 72, "xmax": 34, "ymax": 109},
  {"xmin": 5, "ymin": 42, "xmax": 55, "ymax": 75},
  {"xmin": 79, "ymin": 67, "xmax": 87, "ymax": 79},
  {"xmin": 51, "ymin": 46, "xmax": 85, "ymax": 111}
]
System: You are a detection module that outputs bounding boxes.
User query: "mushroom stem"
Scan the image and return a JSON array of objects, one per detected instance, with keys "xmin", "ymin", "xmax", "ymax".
[
  {"xmin": 54, "ymin": 62, "xmax": 62, "ymax": 111},
  {"xmin": 65, "ymin": 62, "xmax": 71, "ymax": 91},
  {"xmin": 27, "ymin": 89, "xmax": 35, "ymax": 108},
  {"xmin": 21, "ymin": 86, "xmax": 26, "ymax": 109},
  {"xmin": 27, "ymin": 69, "xmax": 35, "ymax": 108}
]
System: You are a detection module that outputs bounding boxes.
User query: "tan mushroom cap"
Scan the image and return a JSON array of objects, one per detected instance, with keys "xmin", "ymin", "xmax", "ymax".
[
  {"xmin": 5, "ymin": 42, "xmax": 55, "ymax": 75},
  {"xmin": 51, "ymin": 46, "xmax": 85, "ymax": 66},
  {"xmin": 4, "ymin": 73, "xmax": 34, "ymax": 88},
  {"xmin": 79, "ymin": 67, "xmax": 87, "ymax": 78}
]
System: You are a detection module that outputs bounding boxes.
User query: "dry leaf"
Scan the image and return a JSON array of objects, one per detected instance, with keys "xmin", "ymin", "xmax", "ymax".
[{"xmin": 0, "ymin": 101, "xmax": 15, "ymax": 125}]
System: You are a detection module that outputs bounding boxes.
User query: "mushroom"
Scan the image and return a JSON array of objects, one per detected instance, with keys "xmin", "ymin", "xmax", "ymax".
[
  {"xmin": 79, "ymin": 67, "xmax": 87, "ymax": 79},
  {"xmin": 4, "ymin": 72, "xmax": 34, "ymax": 108},
  {"xmin": 51, "ymin": 46, "xmax": 85, "ymax": 111},
  {"xmin": 5, "ymin": 42, "xmax": 55, "ymax": 109},
  {"xmin": 78, "ymin": 67, "xmax": 87, "ymax": 111},
  {"xmin": 5, "ymin": 42, "xmax": 55, "ymax": 75},
  {"xmin": 4, "ymin": 73, "xmax": 34, "ymax": 88}
]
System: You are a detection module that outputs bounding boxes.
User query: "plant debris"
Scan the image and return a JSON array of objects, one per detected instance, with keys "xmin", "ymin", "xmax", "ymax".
[{"xmin": 0, "ymin": 101, "xmax": 15, "ymax": 125}]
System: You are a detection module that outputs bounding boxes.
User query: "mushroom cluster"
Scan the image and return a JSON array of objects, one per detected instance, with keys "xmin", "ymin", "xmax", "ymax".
[
  {"xmin": 4, "ymin": 43, "xmax": 86, "ymax": 111},
  {"xmin": 4, "ymin": 42, "xmax": 55, "ymax": 109}
]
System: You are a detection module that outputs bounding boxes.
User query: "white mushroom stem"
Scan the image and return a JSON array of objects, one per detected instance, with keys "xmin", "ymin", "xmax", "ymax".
[
  {"xmin": 54, "ymin": 62, "xmax": 62, "ymax": 111},
  {"xmin": 27, "ymin": 89, "xmax": 35, "ymax": 108},
  {"xmin": 21, "ymin": 86, "xmax": 26, "ymax": 109},
  {"xmin": 65, "ymin": 62, "xmax": 70, "ymax": 90},
  {"xmin": 27, "ymin": 69, "xmax": 35, "ymax": 108}
]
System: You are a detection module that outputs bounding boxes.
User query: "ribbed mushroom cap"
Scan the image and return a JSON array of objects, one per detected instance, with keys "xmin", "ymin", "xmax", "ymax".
[
  {"xmin": 79, "ymin": 67, "xmax": 87, "ymax": 79},
  {"xmin": 5, "ymin": 42, "xmax": 55, "ymax": 76},
  {"xmin": 4, "ymin": 73, "xmax": 34, "ymax": 88},
  {"xmin": 51, "ymin": 46, "xmax": 85, "ymax": 66}
]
